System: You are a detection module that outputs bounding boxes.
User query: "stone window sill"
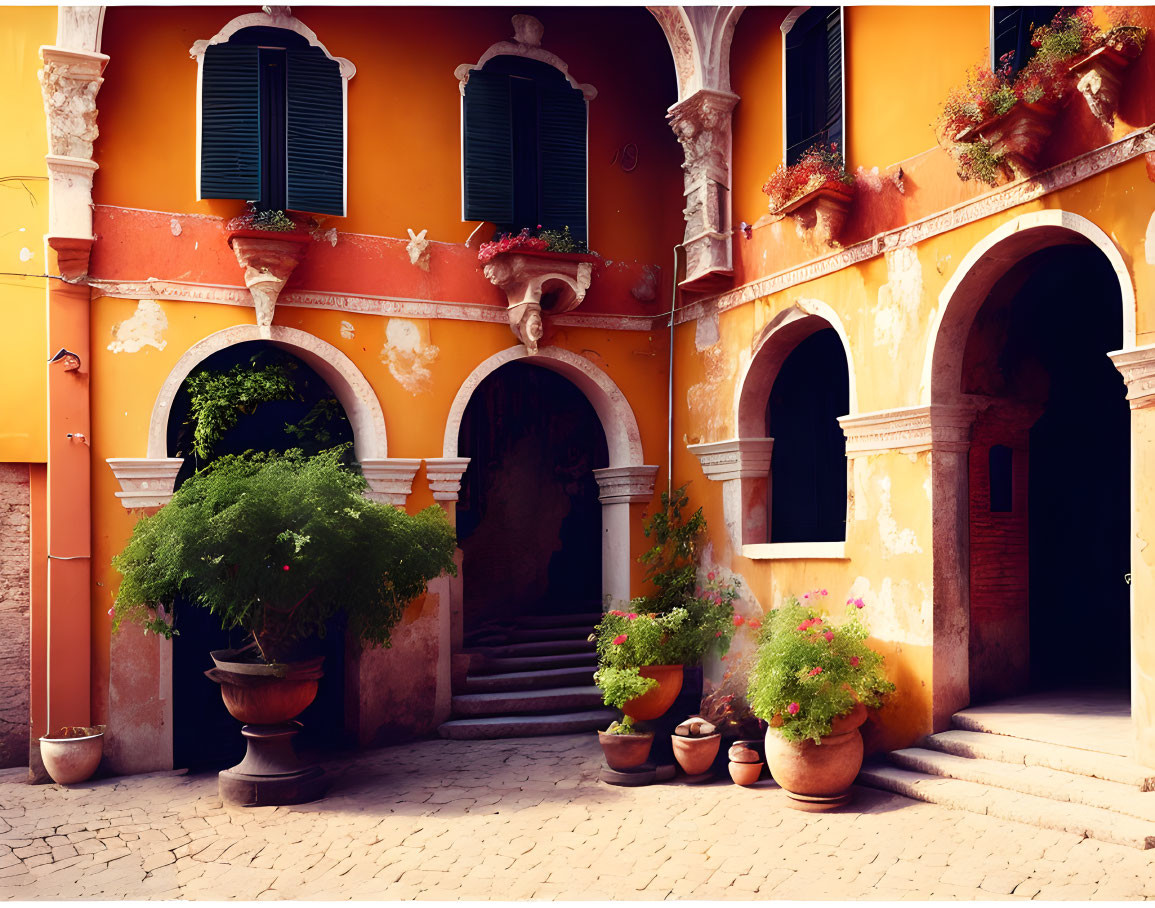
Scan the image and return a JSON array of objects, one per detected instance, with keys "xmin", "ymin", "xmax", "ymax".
[{"xmin": 741, "ymin": 541, "xmax": 847, "ymax": 561}]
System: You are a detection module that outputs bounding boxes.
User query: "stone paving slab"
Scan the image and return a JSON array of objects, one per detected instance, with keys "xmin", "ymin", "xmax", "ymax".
[{"xmin": 1, "ymin": 734, "xmax": 1154, "ymax": 900}]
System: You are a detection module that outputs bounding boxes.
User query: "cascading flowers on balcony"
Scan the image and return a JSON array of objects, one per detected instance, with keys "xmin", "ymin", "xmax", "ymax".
[
  {"xmin": 476, "ymin": 225, "xmax": 591, "ymax": 264},
  {"xmin": 761, "ymin": 142, "xmax": 854, "ymax": 214},
  {"xmin": 938, "ymin": 7, "xmax": 1147, "ymax": 184}
]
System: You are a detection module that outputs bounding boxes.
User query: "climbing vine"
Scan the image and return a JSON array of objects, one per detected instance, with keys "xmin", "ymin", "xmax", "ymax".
[{"xmin": 184, "ymin": 358, "xmax": 298, "ymax": 460}]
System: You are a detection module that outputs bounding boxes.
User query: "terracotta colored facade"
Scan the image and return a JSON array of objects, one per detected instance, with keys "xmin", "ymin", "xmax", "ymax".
[{"xmin": 5, "ymin": 5, "xmax": 1155, "ymax": 777}]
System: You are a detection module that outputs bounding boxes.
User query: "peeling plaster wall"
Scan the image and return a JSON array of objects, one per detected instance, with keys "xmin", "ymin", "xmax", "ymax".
[
  {"xmin": 0, "ymin": 464, "xmax": 30, "ymax": 767},
  {"xmin": 381, "ymin": 319, "xmax": 439, "ymax": 396},
  {"xmin": 107, "ymin": 300, "xmax": 169, "ymax": 354}
]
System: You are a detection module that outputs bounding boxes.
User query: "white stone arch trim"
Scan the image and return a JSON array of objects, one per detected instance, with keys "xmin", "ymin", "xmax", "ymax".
[
  {"xmin": 922, "ymin": 209, "xmax": 1137, "ymax": 405},
  {"xmin": 735, "ymin": 299, "xmax": 858, "ymax": 437},
  {"xmin": 453, "ymin": 14, "xmax": 596, "ymax": 100},
  {"xmin": 189, "ymin": 11, "xmax": 356, "ymax": 79},
  {"xmin": 648, "ymin": 6, "xmax": 744, "ymax": 100},
  {"xmin": 442, "ymin": 345, "xmax": 644, "ymax": 467},
  {"xmin": 146, "ymin": 325, "xmax": 387, "ymax": 462}
]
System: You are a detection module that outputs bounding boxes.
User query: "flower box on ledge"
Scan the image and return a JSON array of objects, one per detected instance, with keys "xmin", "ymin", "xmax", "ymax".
[
  {"xmin": 777, "ymin": 183, "xmax": 855, "ymax": 248},
  {"xmin": 224, "ymin": 210, "xmax": 314, "ymax": 328},
  {"xmin": 954, "ymin": 100, "xmax": 1059, "ymax": 182},
  {"xmin": 1068, "ymin": 33, "xmax": 1144, "ymax": 123}
]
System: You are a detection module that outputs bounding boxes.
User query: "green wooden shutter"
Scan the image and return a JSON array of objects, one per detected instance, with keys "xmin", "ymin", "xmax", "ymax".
[
  {"xmin": 462, "ymin": 69, "xmax": 514, "ymax": 224},
  {"xmin": 824, "ymin": 8, "xmax": 843, "ymax": 152},
  {"xmin": 539, "ymin": 81, "xmax": 587, "ymax": 243},
  {"xmin": 285, "ymin": 47, "xmax": 345, "ymax": 216},
  {"xmin": 200, "ymin": 43, "xmax": 262, "ymax": 200}
]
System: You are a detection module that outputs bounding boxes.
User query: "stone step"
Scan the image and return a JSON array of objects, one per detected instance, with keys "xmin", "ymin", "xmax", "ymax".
[
  {"xmin": 504, "ymin": 625, "xmax": 596, "ymax": 643},
  {"xmin": 437, "ymin": 709, "xmax": 618, "ymax": 740},
  {"xmin": 518, "ymin": 611, "xmax": 602, "ymax": 629},
  {"xmin": 473, "ymin": 651, "xmax": 598, "ymax": 674},
  {"xmin": 451, "ymin": 685, "xmax": 605, "ymax": 718},
  {"xmin": 473, "ymin": 639, "xmax": 595, "ymax": 659},
  {"xmin": 858, "ymin": 763, "xmax": 1155, "ymax": 850},
  {"xmin": 463, "ymin": 666, "xmax": 595, "ymax": 693},
  {"xmin": 924, "ymin": 729, "xmax": 1155, "ymax": 790},
  {"xmin": 888, "ymin": 747, "xmax": 1155, "ymax": 822}
]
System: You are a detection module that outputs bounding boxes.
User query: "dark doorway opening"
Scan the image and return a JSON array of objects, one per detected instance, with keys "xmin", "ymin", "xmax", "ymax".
[
  {"xmin": 963, "ymin": 244, "xmax": 1129, "ymax": 701},
  {"xmin": 766, "ymin": 327, "xmax": 850, "ymax": 543},
  {"xmin": 166, "ymin": 341, "xmax": 354, "ymax": 772},
  {"xmin": 456, "ymin": 362, "xmax": 609, "ymax": 637}
]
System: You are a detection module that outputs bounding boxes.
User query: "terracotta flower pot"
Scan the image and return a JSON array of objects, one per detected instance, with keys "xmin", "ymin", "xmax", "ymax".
[
  {"xmin": 672, "ymin": 732, "xmax": 721, "ymax": 776},
  {"xmin": 40, "ymin": 725, "xmax": 105, "ymax": 785},
  {"xmin": 764, "ymin": 700, "xmax": 867, "ymax": 809},
  {"xmin": 598, "ymin": 730, "xmax": 655, "ymax": 771},
  {"xmin": 622, "ymin": 664, "xmax": 684, "ymax": 721},
  {"xmin": 954, "ymin": 100, "xmax": 1058, "ymax": 180},
  {"xmin": 208, "ymin": 649, "xmax": 324, "ymax": 725},
  {"xmin": 728, "ymin": 760, "xmax": 763, "ymax": 786}
]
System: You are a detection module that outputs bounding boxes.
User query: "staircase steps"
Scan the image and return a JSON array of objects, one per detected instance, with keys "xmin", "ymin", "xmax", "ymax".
[
  {"xmin": 859, "ymin": 704, "xmax": 1155, "ymax": 849},
  {"xmin": 438, "ymin": 611, "xmax": 608, "ymax": 741},
  {"xmin": 463, "ymin": 665, "xmax": 595, "ymax": 693}
]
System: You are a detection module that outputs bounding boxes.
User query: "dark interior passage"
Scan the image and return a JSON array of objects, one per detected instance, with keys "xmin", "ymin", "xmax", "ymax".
[
  {"xmin": 456, "ymin": 362, "xmax": 608, "ymax": 634},
  {"xmin": 962, "ymin": 244, "xmax": 1129, "ymax": 700},
  {"xmin": 166, "ymin": 342, "xmax": 354, "ymax": 771}
]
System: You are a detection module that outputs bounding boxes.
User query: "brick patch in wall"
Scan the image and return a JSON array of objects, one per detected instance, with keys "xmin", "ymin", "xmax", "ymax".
[{"xmin": 0, "ymin": 463, "xmax": 30, "ymax": 768}]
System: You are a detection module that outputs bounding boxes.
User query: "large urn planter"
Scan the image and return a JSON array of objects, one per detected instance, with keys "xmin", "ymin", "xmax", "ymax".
[
  {"xmin": 1069, "ymin": 37, "xmax": 1143, "ymax": 124},
  {"xmin": 764, "ymin": 700, "xmax": 867, "ymax": 810},
  {"xmin": 779, "ymin": 184, "xmax": 854, "ymax": 247},
  {"xmin": 955, "ymin": 101, "xmax": 1059, "ymax": 181},
  {"xmin": 622, "ymin": 664, "xmax": 684, "ymax": 721},
  {"xmin": 39, "ymin": 725, "xmax": 105, "ymax": 785}
]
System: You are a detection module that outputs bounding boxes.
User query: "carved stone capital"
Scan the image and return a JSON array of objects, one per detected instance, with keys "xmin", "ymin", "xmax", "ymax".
[
  {"xmin": 425, "ymin": 457, "xmax": 471, "ymax": 503},
  {"xmin": 1110, "ymin": 345, "xmax": 1155, "ymax": 409},
  {"xmin": 482, "ymin": 252, "xmax": 594, "ymax": 354},
  {"xmin": 227, "ymin": 232, "xmax": 311, "ymax": 328},
  {"xmin": 839, "ymin": 403, "xmax": 979, "ymax": 456},
  {"xmin": 360, "ymin": 458, "xmax": 422, "ymax": 507},
  {"xmin": 686, "ymin": 438, "xmax": 773, "ymax": 481},
  {"xmin": 592, "ymin": 465, "xmax": 659, "ymax": 505},
  {"xmin": 106, "ymin": 458, "xmax": 184, "ymax": 510}
]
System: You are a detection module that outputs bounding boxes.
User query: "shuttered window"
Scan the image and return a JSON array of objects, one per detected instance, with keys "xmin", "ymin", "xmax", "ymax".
[
  {"xmin": 993, "ymin": 7, "xmax": 1062, "ymax": 75},
  {"xmin": 199, "ymin": 26, "xmax": 346, "ymax": 217},
  {"xmin": 785, "ymin": 7, "xmax": 843, "ymax": 166},
  {"xmin": 462, "ymin": 55, "xmax": 587, "ymax": 243}
]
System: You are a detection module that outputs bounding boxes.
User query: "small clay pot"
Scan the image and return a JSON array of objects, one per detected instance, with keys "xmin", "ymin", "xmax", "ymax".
[
  {"xmin": 598, "ymin": 730, "xmax": 655, "ymax": 771},
  {"xmin": 40, "ymin": 726, "xmax": 105, "ymax": 785},
  {"xmin": 728, "ymin": 760, "xmax": 763, "ymax": 786},
  {"xmin": 672, "ymin": 733, "xmax": 721, "ymax": 776}
]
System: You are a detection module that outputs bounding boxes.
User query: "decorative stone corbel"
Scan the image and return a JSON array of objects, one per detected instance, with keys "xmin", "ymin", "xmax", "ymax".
[
  {"xmin": 1110, "ymin": 345, "xmax": 1155, "ymax": 409},
  {"xmin": 360, "ymin": 458, "xmax": 422, "ymax": 507},
  {"xmin": 226, "ymin": 230, "xmax": 311, "ymax": 330},
  {"xmin": 482, "ymin": 252, "xmax": 593, "ymax": 355},
  {"xmin": 686, "ymin": 439, "xmax": 773, "ymax": 550},
  {"xmin": 592, "ymin": 465, "xmax": 660, "ymax": 505},
  {"xmin": 106, "ymin": 458, "xmax": 185, "ymax": 510},
  {"xmin": 424, "ymin": 457, "xmax": 472, "ymax": 504}
]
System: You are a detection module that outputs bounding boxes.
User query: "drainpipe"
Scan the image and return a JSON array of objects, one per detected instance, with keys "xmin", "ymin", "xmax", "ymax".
[{"xmin": 667, "ymin": 245, "xmax": 684, "ymax": 500}]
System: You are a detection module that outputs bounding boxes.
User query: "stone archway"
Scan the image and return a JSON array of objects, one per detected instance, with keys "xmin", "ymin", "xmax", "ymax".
[
  {"xmin": 923, "ymin": 210, "xmax": 1139, "ymax": 736},
  {"xmin": 441, "ymin": 345, "xmax": 656, "ymax": 610}
]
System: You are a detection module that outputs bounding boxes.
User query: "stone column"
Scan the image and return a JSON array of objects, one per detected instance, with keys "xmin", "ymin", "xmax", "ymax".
[
  {"xmin": 593, "ymin": 465, "xmax": 659, "ymax": 608},
  {"xmin": 685, "ymin": 438, "xmax": 773, "ymax": 551},
  {"xmin": 1110, "ymin": 345, "xmax": 1155, "ymax": 767}
]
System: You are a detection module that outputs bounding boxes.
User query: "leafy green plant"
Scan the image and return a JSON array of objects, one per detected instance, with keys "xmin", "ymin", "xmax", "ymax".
[
  {"xmin": 592, "ymin": 666, "xmax": 655, "ymax": 735},
  {"xmin": 747, "ymin": 592, "xmax": 894, "ymax": 744},
  {"xmin": 228, "ymin": 204, "xmax": 302, "ymax": 232},
  {"xmin": 111, "ymin": 447, "xmax": 457, "ymax": 662},
  {"xmin": 184, "ymin": 358, "xmax": 298, "ymax": 460}
]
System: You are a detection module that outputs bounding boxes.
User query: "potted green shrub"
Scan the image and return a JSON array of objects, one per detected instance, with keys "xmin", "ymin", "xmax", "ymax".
[{"xmin": 747, "ymin": 591, "xmax": 894, "ymax": 810}]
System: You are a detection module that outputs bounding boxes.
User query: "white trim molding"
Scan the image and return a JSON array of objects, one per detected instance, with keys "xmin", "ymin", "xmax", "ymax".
[
  {"xmin": 105, "ymin": 458, "xmax": 184, "ymax": 510},
  {"xmin": 147, "ymin": 325, "xmax": 387, "ymax": 463},
  {"xmin": 839, "ymin": 404, "xmax": 977, "ymax": 457},
  {"xmin": 592, "ymin": 465, "xmax": 660, "ymax": 505},
  {"xmin": 742, "ymin": 542, "xmax": 847, "ymax": 561},
  {"xmin": 190, "ymin": 11, "xmax": 356, "ymax": 79},
  {"xmin": 686, "ymin": 438, "xmax": 773, "ymax": 553},
  {"xmin": 687, "ymin": 438, "xmax": 774, "ymax": 481},
  {"xmin": 425, "ymin": 457, "xmax": 471, "ymax": 503},
  {"xmin": 1110, "ymin": 345, "xmax": 1155, "ymax": 409},
  {"xmin": 361, "ymin": 458, "xmax": 422, "ymax": 507}
]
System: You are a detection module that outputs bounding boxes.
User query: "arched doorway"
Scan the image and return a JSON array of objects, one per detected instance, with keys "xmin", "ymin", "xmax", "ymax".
[
  {"xmin": 165, "ymin": 341, "xmax": 354, "ymax": 771},
  {"xmin": 961, "ymin": 244, "xmax": 1128, "ymax": 701},
  {"xmin": 455, "ymin": 361, "xmax": 609, "ymax": 637}
]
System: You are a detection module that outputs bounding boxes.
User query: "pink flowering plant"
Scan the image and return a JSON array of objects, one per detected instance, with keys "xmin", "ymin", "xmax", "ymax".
[
  {"xmin": 761, "ymin": 142, "xmax": 854, "ymax": 214},
  {"xmin": 746, "ymin": 591, "xmax": 894, "ymax": 744},
  {"xmin": 477, "ymin": 225, "xmax": 590, "ymax": 264}
]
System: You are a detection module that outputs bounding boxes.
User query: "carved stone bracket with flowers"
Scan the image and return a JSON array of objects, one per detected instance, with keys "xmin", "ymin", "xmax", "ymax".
[
  {"xmin": 780, "ymin": 185, "xmax": 854, "ymax": 248},
  {"xmin": 226, "ymin": 225, "xmax": 312, "ymax": 331},
  {"xmin": 482, "ymin": 252, "xmax": 594, "ymax": 354},
  {"xmin": 1069, "ymin": 30, "xmax": 1145, "ymax": 125}
]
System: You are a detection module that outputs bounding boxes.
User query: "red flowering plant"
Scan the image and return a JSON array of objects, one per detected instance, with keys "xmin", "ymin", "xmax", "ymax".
[
  {"xmin": 761, "ymin": 142, "xmax": 854, "ymax": 214},
  {"xmin": 476, "ymin": 225, "xmax": 591, "ymax": 264},
  {"xmin": 699, "ymin": 606, "xmax": 766, "ymax": 739},
  {"xmin": 746, "ymin": 591, "xmax": 894, "ymax": 744}
]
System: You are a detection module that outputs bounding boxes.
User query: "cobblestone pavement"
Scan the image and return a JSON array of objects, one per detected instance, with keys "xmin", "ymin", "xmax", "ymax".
[{"xmin": 2, "ymin": 734, "xmax": 1154, "ymax": 900}]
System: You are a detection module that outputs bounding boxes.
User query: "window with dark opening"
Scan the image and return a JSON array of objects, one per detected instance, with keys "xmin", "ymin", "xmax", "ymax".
[
  {"xmin": 785, "ymin": 7, "xmax": 843, "ymax": 166},
  {"xmin": 199, "ymin": 26, "xmax": 346, "ymax": 216},
  {"xmin": 766, "ymin": 327, "xmax": 849, "ymax": 542},
  {"xmin": 989, "ymin": 444, "xmax": 1013, "ymax": 512},
  {"xmin": 992, "ymin": 7, "xmax": 1062, "ymax": 75},
  {"xmin": 462, "ymin": 55, "xmax": 588, "ymax": 242}
]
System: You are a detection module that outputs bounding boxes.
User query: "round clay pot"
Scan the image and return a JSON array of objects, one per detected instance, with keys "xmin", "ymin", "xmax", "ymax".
[
  {"xmin": 728, "ymin": 760, "xmax": 763, "ymax": 786},
  {"xmin": 764, "ymin": 701, "xmax": 867, "ymax": 809},
  {"xmin": 622, "ymin": 665, "xmax": 684, "ymax": 721},
  {"xmin": 672, "ymin": 733, "xmax": 721, "ymax": 776},
  {"xmin": 598, "ymin": 730, "xmax": 655, "ymax": 771},
  {"xmin": 218, "ymin": 678, "xmax": 320, "ymax": 725},
  {"xmin": 40, "ymin": 726, "xmax": 105, "ymax": 785}
]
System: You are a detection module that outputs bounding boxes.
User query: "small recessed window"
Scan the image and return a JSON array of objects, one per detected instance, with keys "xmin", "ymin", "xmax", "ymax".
[
  {"xmin": 989, "ymin": 444, "xmax": 1013, "ymax": 512},
  {"xmin": 784, "ymin": 7, "xmax": 843, "ymax": 165}
]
